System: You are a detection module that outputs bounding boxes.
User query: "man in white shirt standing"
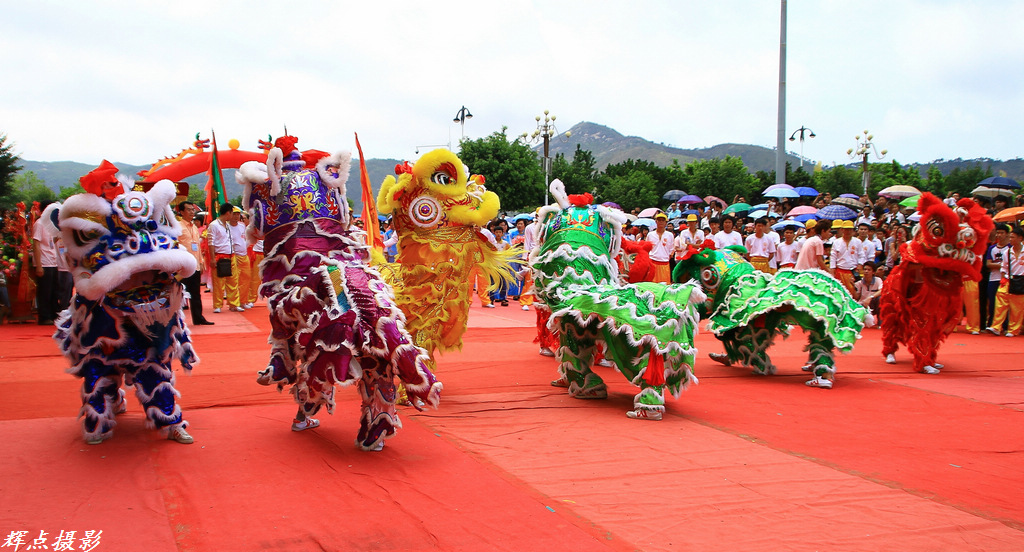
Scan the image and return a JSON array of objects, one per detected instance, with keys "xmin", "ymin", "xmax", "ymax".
[
  {"xmin": 231, "ymin": 207, "xmax": 253, "ymax": 309},
  {"xmin": 674, "ymin": 214, "xmax": 705, "ymax": 260},
  {"xmin": 830, "ymin": 220, "xmax": 864, "ymax": 295},
  {"xmin": 713, "ymin": 215, "xmax": 743, "ymax": 249},
  {"xmin": 647, "ymin": 212, "xmax": 674, "ymax": 283},
  {"xmin": 207, "ymin": 203, "xmax": 242, "ymax": 313},
  {"xmin": 776, "ymin": 227, "xmax": 802, "ymax": 270},
  {"xmin": 32, "ymin": 202, "xmax": 60, "ymax": 325},
  {"xmin": 744, "ymin": 217, "xmax": 776, "ymax": 273}
]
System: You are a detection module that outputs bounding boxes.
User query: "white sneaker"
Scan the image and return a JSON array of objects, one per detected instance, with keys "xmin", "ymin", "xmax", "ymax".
[
  {"xmin": 167, "ymin": 425, "xmax": 194, "ymax": 444},
  {"xmin": 626, "ymin": 408, "xmax": 662, "ymax": 421},
  {"xmin": 522, "ymin": 305, "xmax": 530, "ymax": 311},
  {"xmin": 244, "ymin": 302, "xmax": 254, "ymax": 309},
  {"xmin": 922, "ymin": 365, "xmax": 940, "ymax": 374},
  {"xmin": 986, "ymin": 327, "xmax": 1000, "ymax": 335},
  {"xmin": 484, "ymin": 304, "xmax": 495, "ymax": 309},
  {"xmin": 213, "ymin": 308, "xmax": 221, "ymax": 313},
  {"xmin": 970, "ymin": 331, "xmax": 980, "ymax": 335},
  {"xmin": 805, "ymin": 376, "xmax": 833, "ymax": 389},
  {"xmin": 885, "ymin": 353, "xmax": 896, "ymax": 364},
  {"xmin": 1007, "ymin": 333, "xmax": 1016, "ymax": 338},
  {"xmin": 291, "ymin": 418, "xmax": 320, "ymax": 431}
]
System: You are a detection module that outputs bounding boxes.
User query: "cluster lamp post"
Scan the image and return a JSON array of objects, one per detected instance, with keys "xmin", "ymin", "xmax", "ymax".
[{"xmin": 847, "ymin": 130, "xmax": 887, "ymax": 195}]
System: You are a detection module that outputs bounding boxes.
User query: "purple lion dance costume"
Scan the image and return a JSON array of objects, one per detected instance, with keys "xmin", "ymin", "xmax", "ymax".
[
  {"xmin": 237, "ymin": 135, "xmax": 442, "ymax": 451},
  {"xmin": 48, "ymin": 161, "xmax": 198, "ymax": 445}
]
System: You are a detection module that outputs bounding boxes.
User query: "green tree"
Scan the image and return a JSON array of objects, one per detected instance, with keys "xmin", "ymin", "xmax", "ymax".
[
  {"xmin": 812, "ymin": 165, "xmax": 860, "ymax": 197},
  {"xmin": 59, "ymin": 183, "xmax": 85, "ymax": 200},
  {"xmin": 943, "ymin": 163, "xmax": 993, "ymax": 198},
  {"xmin": 925, "ymin": 166, "xmax": 945, "ymax": 195},
  {"xmin": 187, "ymin": 184, "xmax": 208, "ymax": 209},
  {"xmin": 599, "ymin": 170, "xmax": 659, "ymax": 213},
  {"xmin": 2, "ymin": 171, "xmax": 56, "ymax": 208},
  {"xmin": 458, "ymin": 128, "xmax": 544, "ymax": 212},
  {"xmin": 679, "ymin": 156, "xmax": 758, "ymax": 204},
  {"xmin": 0, "ymin": 134, "xmax": 22, "ymax": 201},
  {"xmin": 551, "ymin": 144, "xmax": 599, "ymax": 196}
]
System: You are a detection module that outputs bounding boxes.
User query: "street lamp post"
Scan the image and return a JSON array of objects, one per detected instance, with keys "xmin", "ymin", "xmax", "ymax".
[
  {"xmin": 521, "ymin": 110, "xmax": 571, "ymax": 205},
  {"xmin": 788, "ymin": 126, "xmax": 815, "ymax": 169},
  {"xmin": 846, "ymin": 130, "xmax": 887, "ymax": 196},
  {"xmin": 453, "ymin": 106, "xmax": 473, "ymax": 141}
]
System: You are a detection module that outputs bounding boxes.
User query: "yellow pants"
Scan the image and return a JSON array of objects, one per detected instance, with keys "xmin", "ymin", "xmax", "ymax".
[
  {"xmin": 249, "ymin": 252, "xmax": 264, "ymax": 303},
  {"xmin": 212, "ymin": 254, "xmax": 240, "ymax": 309},
  {"xmin": 652, "ymin": 261, "xmax": 671, "ymax": 284},
  {"xmin": 989, "ymin": 281, "xmax": 1024, "ymax": 335},
  {"xmin": 234, "ymin": 254, "xmax": 251, "ymax": 306},
  {"xmin": 472, "ymin": 268, "xmax": 491, "ymax": 306},
  {"xmin": 519, "ymin": 270, "xmax": 534, "ymax": 307},
  {"xmin": 961, "ymin": 279, "xmax": 980, "ymax": 333},
  {"xmin": 834, "ymin": 269, "xmax": 856, "ymax": 296},
  {"xmin": 750, "ymin": 256, "xmax": 772, "ymax": 273}
]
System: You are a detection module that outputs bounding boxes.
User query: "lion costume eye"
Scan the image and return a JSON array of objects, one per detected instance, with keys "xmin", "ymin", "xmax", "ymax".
[
  {"xmin": 72, "ymin": 229, "xmax": 102, "ymax": 247},
  {"xmin": 430, "ymin": 172, "xmax": 452, "ymax": 186},
  {"xmin": 701, "ymin": 266, "xmax": 720, "ymax": 289},
  {"xmin": 927, "ymin": 218, "xmax": 944, "ymax": 239}
]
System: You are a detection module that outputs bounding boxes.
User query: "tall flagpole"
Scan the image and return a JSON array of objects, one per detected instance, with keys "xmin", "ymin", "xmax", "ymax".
[{"xmin": 776, "ymin": 0, "xmax": 787, "ymax": 184}]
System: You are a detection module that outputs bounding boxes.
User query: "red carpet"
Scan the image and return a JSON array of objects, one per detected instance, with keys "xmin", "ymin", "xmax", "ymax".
[{"xmin": 1, "ymin": 295, "xmax": 1023, "ymax": 550}]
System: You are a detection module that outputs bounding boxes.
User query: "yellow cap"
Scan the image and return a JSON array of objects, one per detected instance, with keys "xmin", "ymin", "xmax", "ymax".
[
  {"xmin": 805, "ymin": 219, "xmax": 816, "ymax": 229},
  {"xmin": 654, "ymin": 212, "xmax": 668, "ymax": 220},
  {"xmin": 686, "ymin": 214, "xmax": 698, "ymax": 222},
  {"xmin": 831, "ymin": 219, "xmax": 844, "ymax": 229}
]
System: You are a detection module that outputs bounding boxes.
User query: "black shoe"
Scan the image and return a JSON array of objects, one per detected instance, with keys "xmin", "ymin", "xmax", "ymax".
[
  {"xmin": 195, "ymin": 319, "xmax": 215, "ymax": 325},
  {"xmin": 501, "ymin": 301, "xmax": 509, "ymax": 306}
]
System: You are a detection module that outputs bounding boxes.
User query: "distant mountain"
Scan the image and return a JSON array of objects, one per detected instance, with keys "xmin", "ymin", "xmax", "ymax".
[{"xmin": 543, "ymin": 122, "xmax": 804, "ymax": 173}]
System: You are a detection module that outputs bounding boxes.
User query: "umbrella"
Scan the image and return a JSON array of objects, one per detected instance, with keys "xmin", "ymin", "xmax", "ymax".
[
  {"xmin": 767, "ymin": 211, "xmax": 782, "ymax": 218},
  {"xmin": 512, "ymin": 213, "xmax": 533, "ymax": 222},
  {"xmin": 749, "ymin": 210, "xmax": 768, "ymax": 219},
  {"xmin": 601, "ymin": 201, "xmax": 622, "ymax": 210},
  {"xmin": 750, "ymin": 203, "xmax": 770, "ymax": 212},
  {"xmin": 817, "ymin": 204, "xmax": 858, "ymax": 220},
  {"xmin": 662, "ymin": 189, "xmax": 687, "ymax": 202},
  {"xmin": 633, "ymin": 217, "xmax": 657, "ymax": 229},
  {"xmin": 794, "ymin": 186, "xmax": 819, "ymax": 197},
  {"xmin": 678, "ymin": 194, "xmax": 703, "ymax": 204},
  {"xmin": 908, "ymin": 212, "xmax": 922, "ymax": 222},
  {"xmin": 792, "ymin": 213, "xmax": 819, "ymax": 223},
  {"xmin": 971, "ymin": 186, "xmax": 1011, "ymax": 199},
  {"xmin": 764, "ymin": 187, "xmax": 800, "ymax": 199},
  {"xmin": 830, "ymin": 197, "xmax": 864, "ymax": 210},
  {"xmin": 763, "ymin": 183, "xmax": 793, "ymax": 192},
  {"xmin": 994, "ymin": 207, "xmax": 1024, "ymax": 223},
  {"xmin": 899, "ymin": 195, "xmax": 920, "ymax": 209},
  {"xmin": 772, "ymin": 219, "xmax": 804, "ymax": 232},
  {"xmin": 788, "ymin": 205, "xmax": 818, "ymax": 216},
  {"xmin": 682, "ymin": 209, "xmax": 700, "ymax": 216},
  {"xmin": 623, "ymin": 214, "xmax": 637, "ymax": 222},
  {"xmin": 637, "ymin": 207, "xmax": 663, "ymax": 218},
  {"xmin": 669, "ymin": 218, "xmax": 683, "ymax": 227},
  {"xmin": 879, "ymin": 185, "xmax": 921, "ymax": 198},
  {"xmin": 723, "ymin": 203, "xmax": 751, "ymax": 215},
  {"xmin": 978, "ymin": 176, "xmax": 1020, "ymax": 190},
  {"xmin": 704, "ymin": 195, "xmax": 727, "ymax": 208},
  {"xmin": 839, "ymin": 193, "xmax": 861, "ymax": 199}
]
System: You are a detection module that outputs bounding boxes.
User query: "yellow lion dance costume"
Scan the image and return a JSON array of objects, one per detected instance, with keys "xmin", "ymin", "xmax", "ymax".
[{"xmin": 376, "ymin": 149, "xmax": 518, "ymax": 370}]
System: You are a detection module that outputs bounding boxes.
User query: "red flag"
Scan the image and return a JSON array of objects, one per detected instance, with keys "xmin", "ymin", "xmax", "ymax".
[{"xmin": 355, "ymin": 133, "xmax": 384, "ymax": 255}]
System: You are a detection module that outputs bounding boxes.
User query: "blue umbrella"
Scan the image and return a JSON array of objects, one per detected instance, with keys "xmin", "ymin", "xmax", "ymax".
[
  {"xmin": 839, "ymin": 193, "xmax": 861, "ymax": 199},
  {"xmin": 513, "ymin": 213, "xmax": 533, "ymax": 222},
  {"xmin": 764, "ymin": 187, "xmax": 800, "ymax": 199},
  {"xmin": 663, "ymin": 189, "xmax": 687, "ymax": 201},
  {"xmin": 602, "ymin": 201, "xmax": 622, "ymax": 210},
  {"xmin": 682, "ymin": 209, "xmax": 700, "ymax": 216},
  {"xmin": 750, "ymin": 203, "xmax": 770, "ymax": 211},
  {"xmin": 817, "ymin": 204, "xmax": 858, "ymax": 220},
  {"xmin": 792, "ymin": 213, "xmax": 819, "ymax": 223},
  {"xmin": 633, "ymin": 217, "xmax": 657, "ymax": 229},
  {"xmin": 978, "ymin": 176, "xmax": 1020, "ymax": 190},
  {"xmin": 795, "ymin": 186, "xmax": 819, "ymax": 197},
  {"xmin": 749, "ymin": 210, "xmax": 768, "ymax": 219},
  {"xmin": 772, "ymin": 219, "xmax": 804, "ymax": 232}
]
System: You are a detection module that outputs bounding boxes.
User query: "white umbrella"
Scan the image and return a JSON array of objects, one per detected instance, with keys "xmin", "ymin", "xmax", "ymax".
[
  {"xmin": 637, "ymin": 207, "xmax": 662, "ymax": 218},
  {"xmin": 878, "ymin": 185, "xmax": 921, "ymax": 198},
  {"xmin": 971, "ymin": 186, "xmax": 1012, "ymax": 199},
  {"xmin": 633, "ymin": 218, "xmax": 657, "ymax": 229}
]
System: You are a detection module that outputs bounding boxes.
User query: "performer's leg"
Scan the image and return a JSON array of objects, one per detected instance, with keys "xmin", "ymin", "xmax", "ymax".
[
  {"xmin": 129, "ymin": 362, "xmax": 192, "ymax": 444},
  {"xmin": 561, "ymin": 332, "xmax": 607, "ymax": 399},
  {"xmin": 803, "ymin": 329, "xmax": 836, "ymax": 388},
  {"xmin": 226, "ymin": 256, "xmax": 241, "ymax": 309},
  {"xmin": 988, "ymin": 283, "xmax": 1011, "ymax": 333},
  {"xmin": 78, "ymin": 359, "xmax": 123, "ymax": 444},
  {"xmin": 627, "ymin": 385, "xmax": 665, "ymax": 420},
  {"xmin": 721, "ymin": 327, "xmax": 776, "ymax": 375},
  {"xmin": 1006, "ymin": 294, "xmax": 1024, "ymax": 336},
  {"xmin": 249, "ymin": 252, "xmax": 264, "ymax": 304},
  {"xmin": 962, "ymin": 279, "xmax": 980, "ymax": 333},
  {"xmin": 356, "ymin": 363, "xmax": 398, "ymax": 451},
  {"xmin": 211, "ymin": 259, "xmax": 226, "ymax": 311}
]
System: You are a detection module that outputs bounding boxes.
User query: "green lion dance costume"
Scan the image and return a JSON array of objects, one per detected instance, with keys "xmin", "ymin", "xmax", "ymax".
[
  {"xmin": 672, "ymin": 241, "xmax": 869, "ymax": 388},
  {"xmin": 532, "ymin": 180, "xmax": 705, "ymax": 420}
]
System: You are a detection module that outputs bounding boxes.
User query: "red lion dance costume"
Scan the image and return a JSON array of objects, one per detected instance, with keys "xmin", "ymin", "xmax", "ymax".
[{"xmin": 879, "ymin": 193, "xmax": 993, "ymax": 374}]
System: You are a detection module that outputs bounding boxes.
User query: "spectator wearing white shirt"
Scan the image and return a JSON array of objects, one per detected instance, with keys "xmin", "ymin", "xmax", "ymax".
[
  {"xmin": 829, "ymin": 220, "xmax": 865, "ymax": 295},
  {"xmin": 744, "ymin": 218, "xmax": 776, "ymax": 273},
  {"xmin": 853, "ymin": 262, "xmax": 883, "ymax": 322},
  {"xmin": 674, "ymin": 214, "xmax": 705, "ymax": 260},
  {"xmin": 647, "ymin": 213, "xmax": 674, "ymax": 283},
  {"xmin": 713, "ymin": 216, "xmax": 743, "ymax": 249},
  {"xmin": 207, "ymin": 203, "xmax": 242, "ymax": 313},
  {"xmin": 986, "ymin": 226, "xmax": 1024, "ymax": 337},
  {"xmin": 776, "ymin": 227, "xmax": 802, "ymax": 269},
  {"xmin": 794, "ymin": 220, "xmax": 832, "ymax": 271}
]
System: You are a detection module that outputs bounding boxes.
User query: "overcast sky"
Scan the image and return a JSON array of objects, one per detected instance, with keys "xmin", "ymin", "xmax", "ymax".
[{"xmin": 2, "ymin": 0, "xmax": 1021, "ymax": 171}]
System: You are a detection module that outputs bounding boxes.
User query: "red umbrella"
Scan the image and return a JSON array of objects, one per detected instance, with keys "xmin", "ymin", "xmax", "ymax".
[{"xmin": 703, "ymin": 195, "xmax": 726, "ymax": 208}]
